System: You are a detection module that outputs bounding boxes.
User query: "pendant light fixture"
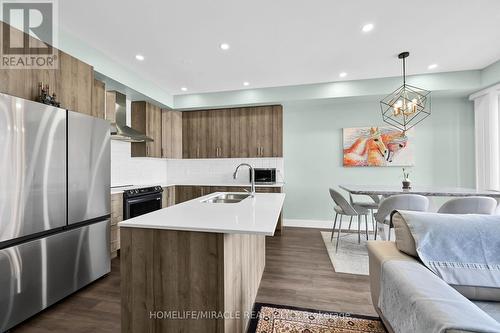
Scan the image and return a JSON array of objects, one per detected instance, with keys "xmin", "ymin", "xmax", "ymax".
[{"xmin": 380, "ymin": 52, "xmax": 431, "ymax": 133}]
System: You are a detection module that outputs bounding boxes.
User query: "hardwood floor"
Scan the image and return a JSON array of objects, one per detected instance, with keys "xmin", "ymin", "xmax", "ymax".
[
  {"xmin": 256, "ymin": 227, "xmax": 376, "ymax": 316},
  {"xmin": 12, "ymin": 227, "xmax": 376, "ymax": 333}
]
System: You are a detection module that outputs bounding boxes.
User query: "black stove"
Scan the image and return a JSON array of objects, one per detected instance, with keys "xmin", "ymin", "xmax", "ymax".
[{"xmin": 123, "ymin": 186, "xmax": 163, "ymax": 219}]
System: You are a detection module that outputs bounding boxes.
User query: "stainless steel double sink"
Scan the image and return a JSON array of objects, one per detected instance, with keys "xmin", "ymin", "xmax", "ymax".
[{"xmin": 202, "ymin": 193, "xmax": 251, "ymax": 204}]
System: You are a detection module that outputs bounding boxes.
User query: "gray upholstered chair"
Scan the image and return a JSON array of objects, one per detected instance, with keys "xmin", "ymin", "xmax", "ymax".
[
  {"xmin": 349, "ymin": 193, "xmax": 380, "ymax": 237},
  {"xmin": 437, "ymin": 196, "xmax": 497, "ymax": 215},
  {"xmin": 329, "ymin": 188, "xmax": 370, "ymax": 251},
  {"xmin": 374, "ymin": 194, "xmax": 429, "ymax": 240}
]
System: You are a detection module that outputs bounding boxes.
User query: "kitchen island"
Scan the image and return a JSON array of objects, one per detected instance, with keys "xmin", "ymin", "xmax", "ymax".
[{"xmin": 118, "ymin": 191, "xmax": 285, "ymax": 333}]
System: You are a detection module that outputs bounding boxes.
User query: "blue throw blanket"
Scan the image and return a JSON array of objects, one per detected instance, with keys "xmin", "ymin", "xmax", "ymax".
[{"xmin": 397, "ymin": 211, "xmax": 500, "ymax": 289}]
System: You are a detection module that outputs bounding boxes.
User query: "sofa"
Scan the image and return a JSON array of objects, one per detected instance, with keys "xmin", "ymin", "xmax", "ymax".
[{"xmin": 368, "ymin": 211, "xmax": 500, "ymax": 333}]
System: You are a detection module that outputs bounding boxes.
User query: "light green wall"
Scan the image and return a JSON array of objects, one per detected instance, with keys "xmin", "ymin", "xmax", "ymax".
[
  {"xmin": 282, "ymin": 96, "xmax": 475, "ymax": 220},
  {"xmin": 174, "ymin": 71, "xmax": 481, "ymax": 110},
  {"xmin": 481, "ymin": 59, "xmax": 500, "ymax": 87}
]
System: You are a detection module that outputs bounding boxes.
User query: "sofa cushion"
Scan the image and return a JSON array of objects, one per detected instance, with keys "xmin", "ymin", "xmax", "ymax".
[
  {"xmin": 473, "ymin": 301, "xmax": 500, "ymax": 323},
  {"xmin": 392, "ymin": 210, "xmax": 500, "ymax": 302},
  {"xmin": 392, "ymin": 211, "xmax": 418, "ymax": 257}
]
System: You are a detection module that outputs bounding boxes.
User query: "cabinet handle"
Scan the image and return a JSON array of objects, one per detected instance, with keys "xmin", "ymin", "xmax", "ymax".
[
  {"xmin": 197, "ymin": 146, "xmax": 199, "ymax": 158},
  {"xmin": 261, "ymin": 147, "xmax": 264, "ymax": 156},
  {"xmin": 161, "ymin": 148, "xmax": 164, "ymax": 157},
  {"xmin": 146, "ymin": 146, "xmax": 149, "ymax": 156}
]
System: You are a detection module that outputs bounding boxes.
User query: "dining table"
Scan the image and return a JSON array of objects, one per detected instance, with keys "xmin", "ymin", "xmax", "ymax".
[{"xmin": 339, "ymin": 184, "xmax": 500, "ymax": 198}]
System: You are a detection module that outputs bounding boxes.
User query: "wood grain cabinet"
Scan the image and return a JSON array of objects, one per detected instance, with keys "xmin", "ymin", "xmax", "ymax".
[
  {"xmin": 208, "ymin": 109, "xmax": 231, "ymax": 158},
  {"xmin": 182, "ymin": 111, "xmax": 210, "ymax": 158},
  {"xmin": 183, "ymin": 105, "xmax": 283, "ymax": 159},
  {"xmin": 131, "ymin": 101, "xmax": 162, "ymax": 158},
  {"xmin": 161, "ymin": 110, "xmax": 183, "ymax": 158},
  {"xmin": 105, "ymin": 91, "xmax": 116, "ymax": 122},
  {"xmin": 174, "ymin": 185, "xmax": 206, "ymax": 204},
  {"xmin": 111, "ymin": 193, "xmax": 123, "ymax": 258},
  {"xmin": 231, "ymin": 105, "xmax": 283, "ymax": 157},
  {"xmin": 162, "ymin": 186, "xmax": 176, "ymax": 207},
  {"xmin": 91, "ymin": 79, "xmax": 105, "ymax": 119},
  {"xmin": 0, "ymin": 23, "xmax": 94, "ymax": 116}
]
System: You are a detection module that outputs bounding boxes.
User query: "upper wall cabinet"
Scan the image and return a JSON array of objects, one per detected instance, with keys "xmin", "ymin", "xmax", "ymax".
[
  {"xmin": 131, "ymin": 101, "xmax": 162, "ymax": 158},
  {"xmin": 161, "ymin": 109, "xmax": 183, "ymax": 159},
  {"xmin": 208, "ymin": 109, "xmax": 231, "ymax": 158},
  {"xmin": 182, "ymin": 105, "xmax": 283, "ymax": 159},
  {"xmin": 91, "ymin": 79, "xmax": 105, "ymax": 119},
  {"xmin": 0, "ymin": 22, "xmax": 97, "ymax": 117},
  {"xmin": 230, "ymin": 105, "xmax": 283, "ymax": 158},
  {"xmin": 182, "ymin": 111, "xmax": 210, "ymax": 158},
  {"xmin": 105, "ymin": 91, "xmax": 117, "ymax": 123}
]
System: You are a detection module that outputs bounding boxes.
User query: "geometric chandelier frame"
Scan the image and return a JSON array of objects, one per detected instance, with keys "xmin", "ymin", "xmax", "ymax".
[{"xmin": 380, "ymin": 52, "xmax": 431, "ymax": 133}]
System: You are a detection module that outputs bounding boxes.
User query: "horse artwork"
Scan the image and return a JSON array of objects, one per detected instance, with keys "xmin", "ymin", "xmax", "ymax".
[{"xmin": 343, "ymin": 127, "xmax": 414, "ymax": 167}]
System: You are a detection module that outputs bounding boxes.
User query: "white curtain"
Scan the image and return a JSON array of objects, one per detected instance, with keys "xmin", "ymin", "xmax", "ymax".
[
  {"xmin": 469, "ymin": 84, "xmax": 500, "ymax": 191},
  {"xmin": 470, "ymin": 84, "xmax": 500, "ymax": 214}
]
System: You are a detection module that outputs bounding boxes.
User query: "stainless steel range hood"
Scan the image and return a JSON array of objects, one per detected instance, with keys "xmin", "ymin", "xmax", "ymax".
[{"xmin": 110, "ymin": 91, "xmax": 153, "ymax": 142}]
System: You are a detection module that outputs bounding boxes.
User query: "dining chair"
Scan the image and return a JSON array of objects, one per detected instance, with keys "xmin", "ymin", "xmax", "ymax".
[
  {"xmin": 374, "ymin": 194, "xmax": 429, "ymax": 240},
  {"xmin": 349, "ymin": 193, "xmax": 380, "ymax": 237},
  {"xmin": 437, "ymin": 196, "xmax": 497, "ymax": 215},
  {"xmin": 329, "ymin": 188, "xmax": 370, "ymax": 251}
]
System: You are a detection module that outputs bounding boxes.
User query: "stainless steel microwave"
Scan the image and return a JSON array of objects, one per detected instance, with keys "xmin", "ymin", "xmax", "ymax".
[{"xmin": 251, "ymin": 168, "xmax": 277, "ymax": 184}]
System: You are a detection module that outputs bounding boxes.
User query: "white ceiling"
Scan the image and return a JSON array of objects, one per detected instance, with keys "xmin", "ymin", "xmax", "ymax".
[{"xmin": 60, "ymin": 0, "xmax": 500, "ymax": 95}]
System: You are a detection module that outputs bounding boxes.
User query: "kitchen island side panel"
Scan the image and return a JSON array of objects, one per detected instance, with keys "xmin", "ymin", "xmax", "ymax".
[
  {"xmin": 223, "ymin": 233, "xmax": 266, "ymax": 333},
  {"xmin": 121, "ymin": 227, "xmax": 265, "ymax": 333}
]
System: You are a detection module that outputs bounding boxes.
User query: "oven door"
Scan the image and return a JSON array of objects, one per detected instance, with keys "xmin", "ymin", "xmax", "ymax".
[{"xmin": 123, "ymin": 193, "xmax": 162, "ymax": 220}]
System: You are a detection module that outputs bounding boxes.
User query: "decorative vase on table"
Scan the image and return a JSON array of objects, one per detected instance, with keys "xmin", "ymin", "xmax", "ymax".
[{"xmin": 402, "ymin": 168, "xmax": 411, "ymax": 190}]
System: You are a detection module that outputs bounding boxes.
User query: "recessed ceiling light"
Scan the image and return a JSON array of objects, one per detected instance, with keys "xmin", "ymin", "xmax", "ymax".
[
  {"xmin": 362, "ymin": 23, "xmax": 374, "ymax": 33},
  {"xmin": 339, "ymin": 72, "xmax": 347, "ymax": 78},
  {"xmin": 220, "ymin": 43, "xmax": 230, "ymax": 50},
  {"xmin": 181, "ymin": 87, "xmax": 187, "ymax": 92},
  {"xmin": 243, "ymin": 81, "xmax": 250, "ymax": 86},
  {"xmin": 428, "ymin": 63, "xmax": 438, "ymax": 70},
  {"xmin": 135, "ymin": 54, "xmax": 145, "ymax": 61}
]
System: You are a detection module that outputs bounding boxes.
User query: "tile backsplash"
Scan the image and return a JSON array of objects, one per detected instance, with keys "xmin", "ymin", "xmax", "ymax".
[
  {"xmin": 166, "ymin": 158, "xmax": 285, "ymax": 184},
  {"xmin": 111, "ymin": 139, "xmax": 284, "ymax": 186},
  {"xmin": 111, "ymin": 140, "xmax": 168, "ymax": 186}
]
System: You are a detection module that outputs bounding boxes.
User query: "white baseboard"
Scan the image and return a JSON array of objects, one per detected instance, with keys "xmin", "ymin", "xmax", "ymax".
[
  {"xmin": 284, "ymin": 218, "xmax": 375, "ymax": 231},
  {"xmin": 283, "ymin": 219, "xmax": 332, "ymax": 229}
]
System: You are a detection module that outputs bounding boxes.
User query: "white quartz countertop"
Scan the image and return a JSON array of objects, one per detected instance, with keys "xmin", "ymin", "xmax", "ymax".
[
  {"xmin": 111, "ymin": 182, "xmax": 285, "ymax": 194},
  {"xmin": 118, "ymin": 192, "xmax": 286, "ymax": 235}
]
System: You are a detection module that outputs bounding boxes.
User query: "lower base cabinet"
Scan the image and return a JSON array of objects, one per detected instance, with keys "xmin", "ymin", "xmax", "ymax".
[
  {"xmin": 111, "ymin": 193, "xmax": 123, "ymax": 258},
  {"xmin": 162, "ymin": 186, "xmax": 176, "ymax": 208}
]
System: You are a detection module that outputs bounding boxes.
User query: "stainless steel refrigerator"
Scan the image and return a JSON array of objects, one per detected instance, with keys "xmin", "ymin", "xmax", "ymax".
[{"xmin": 0, "ymin": 93, "xmax": 111, "ymax": 332}]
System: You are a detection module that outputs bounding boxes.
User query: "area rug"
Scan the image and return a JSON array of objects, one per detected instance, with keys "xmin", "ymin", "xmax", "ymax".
[
  {"xmin": 248, "ymin": 303, "xmax": 386, "ymax": 333},
  {"xmin": 320, "ymin": 231, "xmax": 369, "ymax": 276}
]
